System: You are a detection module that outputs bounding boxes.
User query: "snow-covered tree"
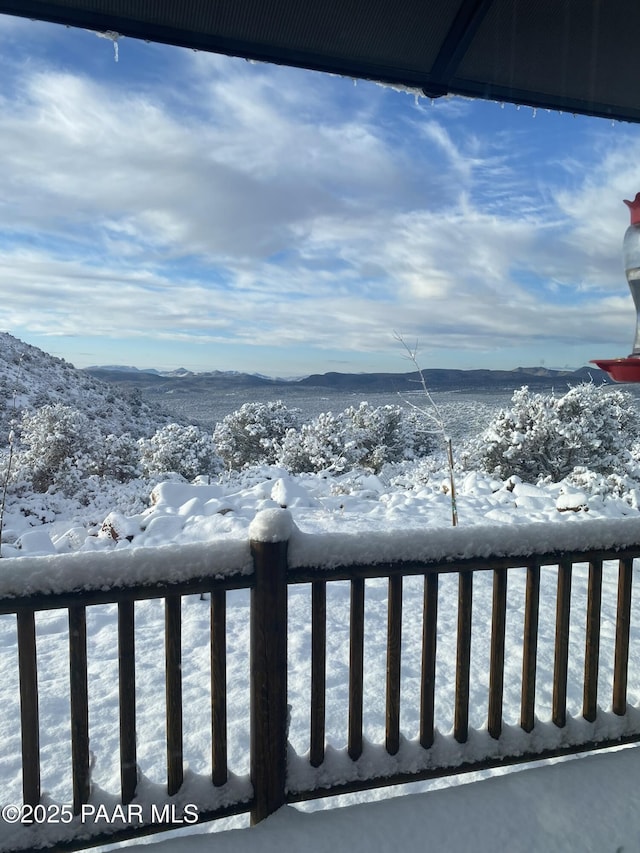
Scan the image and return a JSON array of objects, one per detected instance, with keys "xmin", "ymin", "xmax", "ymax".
[
  {"xmin": 344, "ymin": 401, "xmax": 432, "ymax": 471},
  {"xmin": 17, "ymin": 403, "xmax": 101, "ymax": 493},
  {"xmin": 278, "ymin": 411, "xmax": 350, "ymax": 473},
  {"xmin": 469, "ymin": 383, "xmax": 640, "ymax": 481},
  {"xmin": 139, "ymin": 423, "xmax": 222, "ymax": 480},
  {"xmin": 277, "ymin": 402, "xmax": 433, "ymax": 474},
  {"xmin": 90, "ymin": 433, "xmax": 140, "ymax": 482},
  {"xmin": 213, "ymin": 401, "xmax": 303, "ymax": 469}
]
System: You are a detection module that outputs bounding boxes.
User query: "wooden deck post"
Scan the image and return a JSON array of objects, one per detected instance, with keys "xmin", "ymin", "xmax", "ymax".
[
  {"xmin": 488, "ymin": 567, "xmax": 507, "ymax": 739},
  {"xmin": 454, "ymin": 570, "xmax": 473, "ymax": 743},
  {"xmin": 386, "ymin": 574, "xmax": 402, "ymax": 755},
  {"xmin": 348, "ymin": 577, "xmax": 365, "ymax": 761},
  {"xmin": 520, "ymin": 561, "xmax": 540, "ymax": 733},
  {"xmin": 583, "ymin": 559, "xmax": 603, "ymax": 722},
  {"xmin": 310, "ymin": 581, "xmax": 327, "ymax": 768},
  {"xmin": 250, "ymin": 537, "xmax": 288, "ymax": 825},
  {"xmin": 165, "ymin": 594, "xmax": 183, "ymax": 796},
  {"xmin": 17, "ymin": 608, "xmax": 40, "ymax": 807},
  {"xmin": 420, "ymin": 572, "xmax": 438, "ymax": 749},
  {"xmin": 613, "ymin": 558, "xmax": 633, "ymax": 716},
  {"xmin": 68, "ymin": 605, "xmax": 90, "ymax": 813},
  {"xmin": 118, "ymin": 599, "xmax": 137, "ymax": 804},
  {"xmin": 211, "ymin": 589, "xmax": 228, "ymax": 786},
  {"xmin": 552, "ymin": 560, "xmax": 572, "ymax": 728}
]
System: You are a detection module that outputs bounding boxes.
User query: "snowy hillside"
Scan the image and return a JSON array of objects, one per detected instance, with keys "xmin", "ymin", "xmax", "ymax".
[{"xmin": 0, "ymin": 332, "xmax": 171, "ymax": 439}]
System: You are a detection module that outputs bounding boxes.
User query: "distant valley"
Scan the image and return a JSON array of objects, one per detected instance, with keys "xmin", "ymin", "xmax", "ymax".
[
  {"xmin": 84, "ymin": 364, "xmax": 608, "ymax": 395},
  {"xmin": 0, "ymin": 331, "xmax": 611, "ymax": 439}
]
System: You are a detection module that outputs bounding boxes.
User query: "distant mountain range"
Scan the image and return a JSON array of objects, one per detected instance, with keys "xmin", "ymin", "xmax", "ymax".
[
  {"xmin": 84, "ymin": 364, "xmax": 608, "ymax": 394},
  {"xmin": 0, "ymin": 332, "xmax": 613, "ymax": 442}
]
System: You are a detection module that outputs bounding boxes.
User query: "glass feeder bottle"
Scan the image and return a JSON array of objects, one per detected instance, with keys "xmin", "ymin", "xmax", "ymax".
[{"xmin": 623, "ymin": 192, "xmax": 640, "ymax": 355}]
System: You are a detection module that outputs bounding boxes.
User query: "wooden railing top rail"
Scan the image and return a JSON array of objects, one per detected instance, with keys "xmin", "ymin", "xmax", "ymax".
[
  {"xmin": 0, "ymin": 571, "xmax": 253, "ymax": 614},
  {"xmin": 284, "ymin": 513, "xmax": 640, "ymax": 572},
  {"xmin": 2, "ymin": 510, "xmax": 640, "ymax": 609},
  {"xmin": 4, "ymin": 545, "xmax": 640, "ymax": 614},
  {"xmin": 0, "ymin": 539, "xmax": 252, "ymax": 610},
  {"xmin": 287, "ymin": 544, "xmax": 640, "ymax": 584}
]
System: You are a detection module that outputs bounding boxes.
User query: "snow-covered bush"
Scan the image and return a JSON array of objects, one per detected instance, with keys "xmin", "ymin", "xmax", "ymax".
[
  {"xmin": 213, "ymin": 401, "xmax": 303, "ymax": 469},
  {"xmin": 15, "ymin": 405, "xmax": 147, "ymax": 498},
  {"xmin": 469, "ymin": 383, "xmax": 640, "ymax": 481},
  {"xmin": 278, "ymin": 410, "xmax": 349, "ymax": 473},
  {"xmin": 278, "ymin": 402, "xmax": 433, "ymax": 473},
  {"xmin": 344, "ymin": 401, "xmax": 432, "ymax": 471},
  {"xmin": 17, "ymin": 403, "xmax": 101, "ymax": 493},
  {"xmin": 90, "ymin": 433, "xmax": 140, "ymax": 482},
  {"xmin": 139, "ymin": 423, "xmax": 222, "ymax": 480}
]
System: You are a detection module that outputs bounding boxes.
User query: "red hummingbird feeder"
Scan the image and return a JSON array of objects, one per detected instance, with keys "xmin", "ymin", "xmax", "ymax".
[{"xmin": 591, "ymin": 193, "xmax": 640, "ymax": 382}]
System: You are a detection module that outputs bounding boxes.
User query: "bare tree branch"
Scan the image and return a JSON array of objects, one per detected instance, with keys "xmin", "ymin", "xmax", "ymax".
[{"xmin": 394, "ymin": 332, "xmax": 458, "ymax": 526}]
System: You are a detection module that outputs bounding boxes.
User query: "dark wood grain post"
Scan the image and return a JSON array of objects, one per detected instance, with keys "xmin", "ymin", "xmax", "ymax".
[
  {"xmin": 552, "ymin": 559, "xmax": 572, "ymax": 728},
  {"xmin": 583, "ymin": 559, "xmax": 603, "ymax": 723},
  {"xmin": 310, "ymin": 581, "xmax": 327, "ymax": 768},
  {"xmin": 454, "ymin": 570, "xmax": 473, "ymax": 743},
  {"xmin": 165, "ymin": 594, "xmax": 183, "ymax": 796},
  {"xmin": 348, "ymin": 576, "xmax": 365, "ymax": 761},
  {"xmin": 488, "ymin": 567, "xmax": 507, "ymax": 739},
  {"xmin": 386, "ymin": 574, "xmax": 402, "ymax": 755},
  {"xmin": 520, "ymin": 561, "xmax": 540, "ymax": 733},
  {"xmin": 17, "ymin": 608, "xmax": 40, "ymax": 806},
  {"xmin": 211, "ymin": 589, "xmax": 228, "ymax": 786},
  {"xmin": 613, "ymin": 558, "xmax": 633, "ymax": 716},
  {"xmin": 68, "ymin": 605, "xmax": 90, "ymax": 813},
  {"xmin": 250, "ymin": 537, "xmax": 288, "ymax": 825},
  {"xmin": 420, "ymin": 572, "xmax": 438, "ymax": 749},
  {"xmin": 118, "ymin": 599, "xmax": 137, "ymax": 804}
]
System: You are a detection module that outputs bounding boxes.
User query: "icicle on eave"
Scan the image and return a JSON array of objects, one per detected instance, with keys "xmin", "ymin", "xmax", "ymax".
[{"xmin": 94, "ymin": 30, "xmax": 121, "ymax": 63}]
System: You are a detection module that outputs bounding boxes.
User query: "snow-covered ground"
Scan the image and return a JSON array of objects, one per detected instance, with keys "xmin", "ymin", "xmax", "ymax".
[
  {"xmin": 3, "ymin": 458, "xmax": 640, "ymax": 561},
  {"xmin": 105, "ymin": 745, "xmax": 640, "ymax": 853}
]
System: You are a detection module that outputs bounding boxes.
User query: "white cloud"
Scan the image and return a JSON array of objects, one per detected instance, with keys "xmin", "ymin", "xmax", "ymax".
[{"xmin": 0, "ymin": 24, "xmax": 637, "ymax": 370}]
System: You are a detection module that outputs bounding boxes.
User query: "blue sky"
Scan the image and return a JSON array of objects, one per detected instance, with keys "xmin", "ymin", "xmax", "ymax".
[{"xmin": 2, "ymin": 14, "xmax": 640, "ymax": 376}]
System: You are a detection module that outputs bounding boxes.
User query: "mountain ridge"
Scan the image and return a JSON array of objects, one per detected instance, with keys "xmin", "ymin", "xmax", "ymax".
[{"xmin": 84, "ymin": 363, "xmax": 608, "ymax": 394}]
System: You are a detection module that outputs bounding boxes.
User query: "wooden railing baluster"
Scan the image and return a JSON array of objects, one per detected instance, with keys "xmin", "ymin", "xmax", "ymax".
[
  {"xmin": 583, "ymin": 559, "xmax": 603, "ymax": 722},
  {"xmin": 211, "ymin": 589, "xmax": 228, "ymax": 786},
  {"xmin": 16, "ymin": 607, "xmax": 40, "ymax": 807},
  {"xmin": 165, "ymin": 594, "xmax": 183, "ymax": 796},
  {"xmin": 552, "ymin": 559, "xmax": 572, "ymax": 728},
  {"xmin": 118, "ymin": 599, "xmax": 137, "ymax": 804},
  {"xmin": 488, "ymin": 567, "xmax": 507, "ymax": 739},
  {"xmin": 68, "ymin": 605, "xmax": 90, "ymax": 813},
  {"xmin": 520, "ymin": 561, "xmax": 540, "ymax": 733},
  {"xmin": 613, "ymin": 558, "xmax": 634, "ymax": 716},
  {"xmin": 420, "ymin": 572, "xmax": 438, "ymax": 749},
  {"xmin": 454, "ymin": 570, "xmax": 473, "ymax": 743},
  {"xmin": 310, "ymin": 581, "xmax": 326, "ymax": 768},
  {"xmin": 348, "ymin": 577, "xmax": 365, "ymax": 761},
  {"xmin": 386, "ymin": 574, "xmax": 402, "ymax": 755}
]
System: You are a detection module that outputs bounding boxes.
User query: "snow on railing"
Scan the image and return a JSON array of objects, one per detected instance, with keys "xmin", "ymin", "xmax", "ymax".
[
  {"xmin": 2, "ymin": 509, "xmax": 640, "ymax": 599},
  {"xmin": 0, "ymin": 539, "xmax": 252, "ymax": 602},
  {"xmin": 286, "ymin": 512, "xmax": 640, "ymax": 569}
]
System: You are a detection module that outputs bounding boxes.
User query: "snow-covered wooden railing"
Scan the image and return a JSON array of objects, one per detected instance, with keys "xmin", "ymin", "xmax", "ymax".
[{"xmin": 2, "ymin": 511, "xmax": 640, "ymax": 851}]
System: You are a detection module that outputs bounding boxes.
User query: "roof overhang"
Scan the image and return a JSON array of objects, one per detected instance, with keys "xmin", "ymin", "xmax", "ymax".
[{"xmin": 1, "ymin": 0, "xmax": 639, "ymax": 123}]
